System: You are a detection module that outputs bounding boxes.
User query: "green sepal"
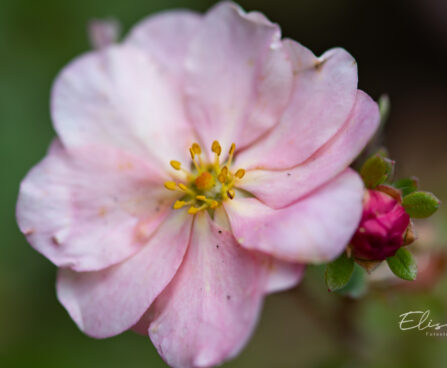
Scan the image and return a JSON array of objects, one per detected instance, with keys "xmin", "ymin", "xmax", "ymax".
[
  {"xmin": 402, "ymin": 191, "xmax": 440, "ymax": 218},
  {"xmin": 325, "ymin": 252, "xmax": 355, "ymax": 292},
  {"xmin": 393, "ymin": 177, "xmax": 419, "ymax": 197},
  {"xmin": 386, "ymin": 248, "xmax": 417, "ymax": 281},
  {"xmin": 360, "ymin": 154, "xmax": 395, "ymax": 189}
]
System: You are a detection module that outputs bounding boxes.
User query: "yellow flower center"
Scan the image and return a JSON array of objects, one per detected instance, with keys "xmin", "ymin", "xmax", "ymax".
[{"xmin": 164, "ymin": 140, "xmax": 245, "ymax": 214}]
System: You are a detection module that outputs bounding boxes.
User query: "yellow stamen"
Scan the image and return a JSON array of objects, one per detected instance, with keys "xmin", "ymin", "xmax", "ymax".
[
  {"xmin": 166, "ymin": 141, "xmax": 245, "ymax": 215},
  {"xmin": 170, "ymin": 160, "xmax": 182, "ymax": 170},
  {"xmin": 173, "ymin": 200, "xmax": 186, "ymax": 209},
  {"xmin": 227, "ymin": 143, "xmax": 236, "ymax": 167},
  {"xmin": 211, "ymin": 141, "xmax": 222, "ymax": 156},
  {"xmin": 188, "ymin": 204, "xmax": 207, "ymax": 214},
  {"xmin": 164, "ymin": 181, "xmax": 177, "ymax": 191},
  {"xmin": 191, "ymin": 143, "xmax": 202, "ymax": 155},
  {"xmin": 235, "ymin": 169, "xmax": 245, "ymax": 179}
]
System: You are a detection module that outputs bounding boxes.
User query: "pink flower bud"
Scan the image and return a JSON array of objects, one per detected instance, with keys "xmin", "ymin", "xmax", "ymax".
[{"xmin": 351, "ymin": 189, "xmax": 410, "ymax": 261}]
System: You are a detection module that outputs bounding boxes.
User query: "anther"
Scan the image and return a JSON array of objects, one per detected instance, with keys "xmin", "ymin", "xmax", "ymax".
[
  {"xmin": 191, "ymin": 143, "xmax": 202, "ymax": 155},
  {"xmin": 178, "ymin": 183, "xmax": 188, "ymax": 191},
  {"xmin": 164, "ymin": 181, "xmax": 177, "ymax": 190},
  {"xmin": 170, "ymin": 160, "xmax": 182, "ymax": 170},
  {"xmin": 173, "ymin": 200, "xmax": 186, "ymax": 209},
  {"xmin": 229, "ymin": 143, "xmax": 236, "ymax": 156},
  {"xmin": 188, "ymin": 204, "xmax": 207, "ymax": 214},
  {"xmin": 211, "ymin": 141, "xmax": 222, "ymax": 156},
  {"xmin": 227, "ymin": 143, "xmax": 236, "ymax": 167},
  {"xmin": 227, "ymin": 189, "xmax": 235, "ymax": 199},
  {"xmin": 235, "ymin": 169, "xmax": 245, "ymax": 179}
]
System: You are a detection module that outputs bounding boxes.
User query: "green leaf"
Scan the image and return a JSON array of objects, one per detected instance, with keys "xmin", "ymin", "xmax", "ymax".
[
  {"xmin": 386, "ymin": 248, "xmax": 417, "ymax": 281},
  {"xmin": 360, "ymin": 154, "xmax": 394, "ymax": 188},
  {"xmin": 336, "ymin": 264, "xmax": 367, "ymax": 298},
  {"xmin": 402, "ymin": 191, "xmax": 440, "ymax": 218},
  {"xmin": 325, "ymin": 253, "xmax": 355, "ymax": 291},
  {"xmin": 393, "ymin": 177, "xmax": 419, "ymax": 196}
]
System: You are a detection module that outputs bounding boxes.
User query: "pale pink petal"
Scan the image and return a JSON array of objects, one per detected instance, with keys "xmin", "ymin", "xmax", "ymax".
[
  {"xmin": 125, "ymin": 10, "xmax": 201, "ymax": 80},
  {"xmin": 88, "ymin": 18, "xmax": 121, "ymax": 49},
  {"xmin": 225, "ymin": 169, "xmax": 364, "ymax": 263},
  {"xmin": 51, "ymin": 44, "xmax": 195, "ymax": 170},
  {"xmin": 237, "ymin": 40, "xmax": 358, "ymax": 170},
  {"xmin": 238, "ymin": 90, "xmax": 379, "ymax": 209},
  {"xmin": 184, "ymin": 2, "xmax": 293, "ymax": 154},
  {"xmin": 265, "ymin": 259, "xmax": 305, "ymax": 293},
  {"xmin": 57, "ymin": 210, "xmax": 192, "ymax": 338},
  {"xmin": 149, "ymin": 212, "xmax": 267, "ymax": 368},
  {"xmin": 16, "ymin": 140, "xmax": 176, "ymax": 272}
]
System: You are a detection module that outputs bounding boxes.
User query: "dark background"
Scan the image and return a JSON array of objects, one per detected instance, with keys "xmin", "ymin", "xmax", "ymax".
[{"xmin": 1, "ymin": 0, "xmax": 446, "ymax": 367}]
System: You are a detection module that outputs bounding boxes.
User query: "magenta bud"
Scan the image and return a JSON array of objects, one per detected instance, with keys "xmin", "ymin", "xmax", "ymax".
[{"xmin": 351, "ymin": 189, "xmax": 410, "ymax": 261}]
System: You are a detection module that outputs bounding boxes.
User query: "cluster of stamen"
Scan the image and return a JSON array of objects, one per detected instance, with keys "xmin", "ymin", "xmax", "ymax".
[{"xmin": 164, "ymin": 141, "xmax": 245, "ymax": 214}]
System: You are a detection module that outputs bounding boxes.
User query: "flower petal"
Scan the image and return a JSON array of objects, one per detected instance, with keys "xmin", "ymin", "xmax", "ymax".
[
  {"xmin": 51, "ymin": 44, "xmax": 195, "ymax": 169},
  {"xmin": 225, "ymin": 169, "xmax": 364, "ymax": 263},
  {"xmin": 238, "ymin": 90, "xmax": 379, "ymax": 209},
  {"xmin": 125, "ymin": 10, "xmax": 202, "ymax": 80},
  {"xmin": 17, "ymin": 140, "xmax": 175, "ymax": 272},
  {"xmin": 149, "ymin": 212, "xmax": 267, "ymax": 368},
  {"xmin": 56, "ymin": 210, "xmax": 192, "ymax": 338},
  {"xmin": 237, "ymin": 40, "xmax": 358, "ymax": 170},
  {"xmin": 184, "ymin": 2, "xmax": 293, "ymax": 153},
  {"xmin": 265, "ymin": 259, "xmax": 305, "ymax": 294}
]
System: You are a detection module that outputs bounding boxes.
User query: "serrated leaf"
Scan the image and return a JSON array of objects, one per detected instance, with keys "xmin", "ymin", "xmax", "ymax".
[
  {"xmin": 394, "ymin": 177, "xmax": 419, "ymax": 197},
  {"xmin": 386, "ymin": 248, "xmax": 417, "ymax": 281},
  {"xmin": 325, "ymin": 252, "xmax": 354, "ymax": 291},
  {"xmin": 360, "ymin": 154, "xmax": 394, "ymax": 188},
  {"xmin": 402, "ymin": 191, "xmax": 440, "ymax": 218}
]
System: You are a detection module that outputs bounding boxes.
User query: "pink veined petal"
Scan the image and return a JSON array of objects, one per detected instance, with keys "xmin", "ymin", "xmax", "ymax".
[
  {"xmin": 51, "ymin": 44, "xmax": 195, "ymax": 170},
  {"xmin": 149, "ymin": 212, "xmax": 267, "ymax": 368},
  {"xmin": 265, "ymin": 259, "xmax": 305, "ymax": 294},
  {"xmin": 225, "ymin": 169, "xmax": 364, "ymax": 263},
  {"xmin": 125, "ymin": 10, "xmax": 202, "ymax": 80},
  {"xmin": 184, "ymin": 2, "xmax": 293, "ymax": 155},
  {"xmin": 56, "ymin": 210, "xmax": 193, "ymax": 338},
  {"xmin": 238, "ymin": 90, "xmax": 380, "ymax": 209},
  {"xmin": 237, "ymin": 39, "xmax": 359, "ymax": 170},
  {"xmin": 16, "ymin": 140, "xmax": 176, "ymax": 272}
]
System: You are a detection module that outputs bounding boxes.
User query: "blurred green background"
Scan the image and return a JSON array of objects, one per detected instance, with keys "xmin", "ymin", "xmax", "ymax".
[{"xmin": 1, "ymin": 0, "xmax": 446, "ymax": 367}]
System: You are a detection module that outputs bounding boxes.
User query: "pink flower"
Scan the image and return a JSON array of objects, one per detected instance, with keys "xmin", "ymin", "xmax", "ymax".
[
  {"xmin": 351, "ymin": 189, "xmax": 411, "ymax": 260},
  {"xmin": 16, "ymin": 2, "xmax": 379, "ymax": 367}
]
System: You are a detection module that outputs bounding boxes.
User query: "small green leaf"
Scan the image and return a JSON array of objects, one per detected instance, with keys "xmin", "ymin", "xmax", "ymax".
[
  {"xmin": 393, "ymin": 177, "xmax": 419, "ymax": 196},
  {"xmin": 386, "ymin": 248, "xmax": 417, "ymax": 281},
  {"xmin": 325, "ymin": 253, "xmax": 355, "ymax": 291},
  {"xmin": 336, "ymin": 264, "xmax": 367, "ymax": 298},
  {"xmin": 402, "ymin": 191, "xmax": 440, "ymax": 218},
  {"xmin": 360, "ymin": 154, "xmax": 394, "ymax": 188}
]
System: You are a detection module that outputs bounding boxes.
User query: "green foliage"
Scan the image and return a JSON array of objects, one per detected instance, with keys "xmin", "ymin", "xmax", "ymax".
[
  {"xmin": 325, "ymin": 252, "xmax": 354, "ymax": 291},
  {"xmin": 386, "ymin": 248, "xmax": 417, "ymax": 281},
  {"xmin": 393, "ymin": 177, "xmax": 419, "ymax": 196},
  {"xmin": 402, "ymin": 191, "xmax": 440, "ymax": 218},
  {"xmin": 360, "ymin": 154, "xmax": 394, "ymax": 189},
  {"xmin": 336, "ymin": 264, "xmax": 367, "ymax": 298}
]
